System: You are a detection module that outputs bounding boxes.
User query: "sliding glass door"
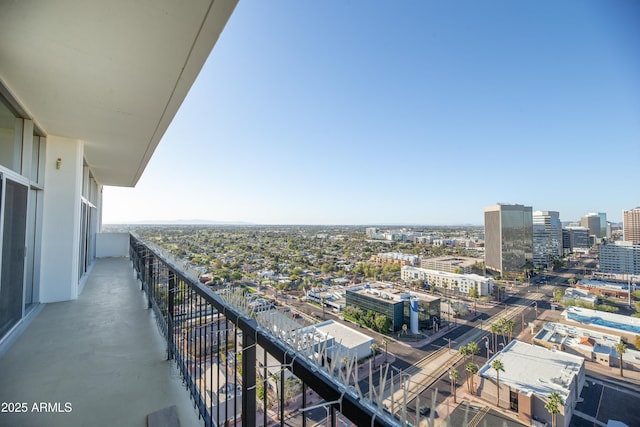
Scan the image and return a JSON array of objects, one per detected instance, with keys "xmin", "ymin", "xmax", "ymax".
[{"xmin": 0, "ymin": 177, "xmax": 28, "ymax": 338}]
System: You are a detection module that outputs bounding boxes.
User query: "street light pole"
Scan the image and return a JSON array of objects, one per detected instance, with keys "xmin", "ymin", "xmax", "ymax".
[
  {"xmin": 482, "ymin": 336, "xmax": 490, "ymax": 359},
  {"xmin": 447, "ymin": 338, "xmax": 456, "ymax": 354}
]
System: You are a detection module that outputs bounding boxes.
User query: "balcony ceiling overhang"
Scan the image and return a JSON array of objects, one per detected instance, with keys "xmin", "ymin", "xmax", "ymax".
[{"xmin": 0, "ymin": 0, "xmax": 237, "ymax": 187}]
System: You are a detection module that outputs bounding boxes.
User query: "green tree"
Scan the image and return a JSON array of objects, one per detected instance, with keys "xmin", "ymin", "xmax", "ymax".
[
  {"xmin": 545, "ymin": 392, "xmax": 564, "ymax": 427},
  {"xmin": 320, "ymin": 263, "xmax": 334, "ymax": 274},
  {"xmin": 459, "ymin": 344, "xmax": 471, "ymax": 364},
  {"xmin": 370, "ymin": 343, "xmax": 380, "ymax": 369},
  {"xmin": 502, "ymin": 319, "xmax": 515, "ymax": 344},
  {"xmin": 467, "ymin": 341, "xmax": 480, "ymax": 364},
  {"xmin": 491, "ymin": 358, "xmax": 505, "ymax": 406},
  {"xmin": 554, "ymin": 289, "xmax": 564, "ymax": 302},
  {"xmin": 615, "ymin": 342, "xmax": 627, "ymax": 377},
  {"xmin": 381, "ymin": 337, "xmax": 389, "ymax": 362},
  {"xmin": 374, "ymin": 314, "xmax": 390, "ymax": 333},
  {"xmin": 489, "ymin": 323, "xmax": 501, "ymax": 352},
  {"xmin": 465, "ymin": 362, "xmax": 478, "ymax": 394}
]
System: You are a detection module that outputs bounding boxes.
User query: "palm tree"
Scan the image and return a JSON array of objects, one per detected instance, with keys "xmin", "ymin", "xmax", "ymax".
[
  {"xmin": 370, "ymin": 343, "xmax": 379, "ymax": 369},
  {"xmin": 467, "ymin": 341, "xmax": 480, "ymax": 364},
  {"xmin": 503, "ymin": 319, "xmax": 515, "ymax": 344},
  {"xmin": 465, "ymin": 363, "xmax": 478, "ymax": 394},
  {"xmin": 615, "ymin": 342, "xmax": 627, "ymax": 377},
  {"xmin": 449, "ymin": 369, "xmax": 459, "ymax": 403},
  {"xmin": 544, "ymin": 391, "xmax": 564, "ymax": 427},
  {"xmin": 491, "ymin": 358, "xmax": 505, "ymax": 406},
  {"xmin": 497, "ymin": 317, "xmax": 509, "ymax": 346},
  {"xmin": 489, "ymin": 323, "xmax": 501, "ymax": 352},
  {"xmin": 381, "ymin": 337, "xmax": 389, "ymax": 363},
  {"xmin": 459, "ymin": 344, "xmax": 471, "ymax": 364}
]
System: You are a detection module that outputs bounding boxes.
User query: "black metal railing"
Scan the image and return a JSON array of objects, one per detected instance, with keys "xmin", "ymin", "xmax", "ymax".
[{"xmin": 129, "ymin": 233, "xmax": 396, "ymax": 427}]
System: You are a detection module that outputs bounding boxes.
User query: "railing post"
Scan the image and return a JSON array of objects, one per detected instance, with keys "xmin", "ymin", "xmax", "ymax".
[
  {"xmin": 167, "ymin": 270, "xmax": 175, "ymax": 360},
  {"xmin": 280, "ymin": 367, "xmax": 285, "ymax": 425},
  {"xmin": 330, "ymin": 405, "xmax": 337, "ymax": 427},
  {"xmin": 146, "ymin": 249, "xmax": 153, "ymax": 309},
  {"xmin": 302, "ymin": 382, "xmax": 307, "ymax": 427},
  {"xmin": 242, "ymin": 331, "xmax": 256, "ymax": 427}
]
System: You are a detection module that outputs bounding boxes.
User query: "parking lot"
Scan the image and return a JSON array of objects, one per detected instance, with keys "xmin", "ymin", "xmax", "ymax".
[
  {"xmin": 571, "ymin": 378, "xmax": 640, "ymax": 427},
  {"xmin": 447, "ymin": 403, "xmax": 527, "ymax": 427}
]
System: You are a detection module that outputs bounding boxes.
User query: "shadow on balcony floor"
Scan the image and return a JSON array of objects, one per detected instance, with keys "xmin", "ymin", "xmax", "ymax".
[{"xmin": 0, "ymin": 257, "xmax": 201, "ymax": 427}]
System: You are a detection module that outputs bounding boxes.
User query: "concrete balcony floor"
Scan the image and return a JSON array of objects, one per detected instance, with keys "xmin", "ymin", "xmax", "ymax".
[{"xmin": 0, "ymin": 257, "xmax": 201, "ymax": 427}]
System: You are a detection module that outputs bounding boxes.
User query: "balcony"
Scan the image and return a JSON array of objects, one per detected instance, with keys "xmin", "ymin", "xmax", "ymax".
[
  {"xmin": 0, "ymin": 234, "xmax": 396, "ymax": 427},
  {"xmin": 0, "ymin": 256, "xmax": 201, "ymax": 427}
]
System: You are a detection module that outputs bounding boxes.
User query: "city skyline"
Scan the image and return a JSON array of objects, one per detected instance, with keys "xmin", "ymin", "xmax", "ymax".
[{"xmin": 102, "ymin": 1, "xmax": 639, "ymax": 225}]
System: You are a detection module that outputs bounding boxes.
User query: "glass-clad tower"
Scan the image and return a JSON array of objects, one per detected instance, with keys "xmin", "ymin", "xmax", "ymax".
[
  {"xmin": 533, "ymin": 210, "xmax": 562, "ymax": 269},
  {"xmin": 484, "ymin": 204, "xmax": 533, "ymax": 276}
]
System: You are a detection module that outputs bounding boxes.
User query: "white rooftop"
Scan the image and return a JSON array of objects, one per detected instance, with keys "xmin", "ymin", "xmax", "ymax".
[
  {"xmin": 479, "ymin": 340, "xmax": 583, "ymax": 400},
  {"xmin": 403, "ymin": 266, "xmax": 490, "ymax": 282},
  {"xmin": 535, "ymin": 322, "xmax": 623, "ymax": 353},
  {"xmin": 312, "ymin": 320, "xmax": 373, "ymax": 350}
]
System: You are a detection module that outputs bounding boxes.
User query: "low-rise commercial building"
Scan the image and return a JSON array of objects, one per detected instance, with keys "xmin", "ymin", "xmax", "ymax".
[
  {"xmin": 562, "ymin": 306, "xmax": 640, "ymax": 343},
  {"xmin": 419, "ymin": 256, "xmax": 479, "ymax": 274},
  {"xmin": 305, "ymin": 320, "xmax": 374, "ymax": 364},
  {"xmin": 345, "ymin": 283, "xmax": 440, "ymax": 335},
  {"xmin": 563, "ymin": 288, "xmax": 598, "ymax": 306},
  {"xmin": 534, "ymin": 322, "xmax": 640, "ymax": 372},
  {"xmin": 401, "ymin": 266, "xmax": 493, "ymax": 297},
  {"xmin": 476, "ymin": 340, "xmax": 585, "ymax": 427},
  {"xmin": 370, "ymin": 252, "xmax": 419, "ymax": 267},
  {"xmin": 306, "ymin": 287, "xmax": 347, "ymax": 312},
  {"xmin": 575, "ymin": 279, "xmax": 631, "ymax": 299}
]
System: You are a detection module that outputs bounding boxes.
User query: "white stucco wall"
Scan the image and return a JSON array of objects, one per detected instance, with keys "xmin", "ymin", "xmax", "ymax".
[
  {"xmin": 39, "ymin": 136, "xmax": 83, "ymax": 303},
  {"xmin": 96, "ymin": 233, "xmax": 129, "ymax": 258}
]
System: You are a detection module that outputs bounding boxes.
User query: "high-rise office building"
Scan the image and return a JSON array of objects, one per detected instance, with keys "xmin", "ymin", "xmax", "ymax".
[
  {"xmin": 563, "ymin": 227, "xmax": 590, "ymax": 252},
  {"xmin": 533, "ymin": 210, "xmax": 562, "ymax": 269},
  {"xmin": 484, "ymin": 204, "xmax": 533, "ymax": 276},
  {"xmin": 581, "ymin": 213, "xmax": 601, "ymax": 244},
  {"xmin": 623, "ymin": 207, "xmax": 640, "ymax": 244},
  {"xmin": 598, "ymin": 212, "xmax": 607, "ymax": 239}
]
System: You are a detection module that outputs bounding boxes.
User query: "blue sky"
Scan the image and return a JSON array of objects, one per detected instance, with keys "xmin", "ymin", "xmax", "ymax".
[{"xmin": 103, "ymin": 0, "xmax": 639, "ymax": 225}]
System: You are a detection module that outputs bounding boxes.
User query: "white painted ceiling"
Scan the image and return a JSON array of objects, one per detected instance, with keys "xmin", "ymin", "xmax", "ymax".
[{"xmin": 0, "ymin": 0, "xmax": 237, "ymax": 186}]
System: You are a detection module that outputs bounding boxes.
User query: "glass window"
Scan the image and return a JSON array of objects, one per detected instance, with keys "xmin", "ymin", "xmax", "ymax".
[
  {"xmin": 0, "ymin": 178, "xmax": 29, "ymax": 337},
  {"xmin": 31, "ymin": 134, "xmax": 41, "ymax": 184},
  {"xmin": 0, "ymin": 100, "xmax": 22, "ymax": 173}
]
